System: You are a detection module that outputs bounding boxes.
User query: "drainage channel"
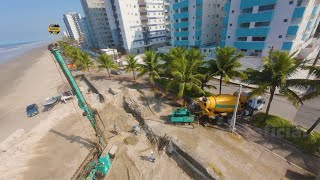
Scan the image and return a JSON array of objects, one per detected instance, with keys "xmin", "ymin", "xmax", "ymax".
[{"xmin": 124, "ymin": 101, "xmax": 217, "ymax": 180}]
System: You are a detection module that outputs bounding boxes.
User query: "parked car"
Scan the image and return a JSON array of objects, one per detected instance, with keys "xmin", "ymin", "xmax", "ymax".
[
  {"xmin": 111, "ymin": 70, "xmax": 122, "ymax": 75},
  {"xmin": 26, "ymin": 104, "xmax": 39, "ymax": 117}
]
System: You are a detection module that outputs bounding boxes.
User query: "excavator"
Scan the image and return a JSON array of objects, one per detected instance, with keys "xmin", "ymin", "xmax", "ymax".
[{"xmin": 48, "ymin": 43, "xmax": 111, "ymax": 180}]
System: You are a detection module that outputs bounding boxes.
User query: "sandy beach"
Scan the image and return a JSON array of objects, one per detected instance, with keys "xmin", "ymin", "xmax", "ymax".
[
  {"xmin": 0, "ymin": 44, "xmax": 97, "ymax": 179},
  {"xmin": 0, "ymin": 45, "xmax": 66, "ymax": 142}
]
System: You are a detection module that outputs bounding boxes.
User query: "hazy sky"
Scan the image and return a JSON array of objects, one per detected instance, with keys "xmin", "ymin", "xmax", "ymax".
[{"xmin": 0, "ymin": 0, "xmax": 84, "ymax": 44}]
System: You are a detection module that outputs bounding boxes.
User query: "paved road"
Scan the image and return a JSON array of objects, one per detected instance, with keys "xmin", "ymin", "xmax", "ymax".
[{"xmin": 206, "ymin": 80, "xmax": 320, "ymax": 132}]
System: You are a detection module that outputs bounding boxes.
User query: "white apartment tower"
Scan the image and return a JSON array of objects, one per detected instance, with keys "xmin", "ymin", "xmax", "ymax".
[
  {"xmin": 105, "ymin": 0, "xmax": 168, "ymax": 54},
  {"xmin": 80, "ymin": 0, "xmax": 114, "ymax": 49},
  {"xmin": 168, "ymin": 0, "xmax": 227, "ymax": 48},
  {"xmin": 63, "ymin": 12, "xmax": 83, "ymax": 42},
  {"xmin": 222, "ymin": 0, "xmax": 320, "ymax": 57}
]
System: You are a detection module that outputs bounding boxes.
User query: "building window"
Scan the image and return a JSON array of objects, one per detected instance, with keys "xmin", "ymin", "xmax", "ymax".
[
  {"xmin": 237, "ymin": 37, "xmax": 247, "ymax": 41},
  {"xmin": 284, "ymin": 19, "xmax": 288, "ymax": 22},
  {"xmin": 229, "ymin": 23, "xmax": 232, "ymax": 27},
  {"xmin": 232, "ymin": 10, "xmax": 234, "ymax": 13},
  {"xmin": 181, "ymin": 37, "xmax": 188, "ymax": 40},
  {"xmin": 240, "ymin": 23, "xmax": 250, "ymax": 28},
  {"xmin": 278, "ymin": 35, "xmax": 282, "ymax": 38},
  {"xmin": 255, "ymin": 21, "xmax": 270, "ymax": 27},
  {"xmin": 297, "ymin": 0, "xmax": 303, "ymax": 6},
  {"xmin": 252, "ymin": 36, "xmax": 266, "ymax": 41},
  {"xmin": 228, "ymin": 36, "xmax": 230, "ymax": 38},
  {"xmin": 258, "ymin": 4, "xmax": 275, "ymax": 12},
  {"xmin": 289, "ymin": 1, "xmax": 294, "ymax": 4},
  {"xmin": 242, "ymin": 7, "xmax": 253, "ymax": 14},
  {"xmin": 241, "ymin": 49, "xmax": 247, "ymax": 52}
]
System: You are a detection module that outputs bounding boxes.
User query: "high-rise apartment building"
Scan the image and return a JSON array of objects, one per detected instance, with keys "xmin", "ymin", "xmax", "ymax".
[
  {"xmin": 168, "ymin": 0, "xmax": 226, "ymax": 48},
  {"xmin": 81, "ymin": 17, "xmax": 95, "ymax": 48},
  {"xmin": 63, "ymin": 12, "xmax": 83, "ymax": 42},
  {"xmin": 221, "ymin": 0, "xmax": 320, "ymax": 57},
  {"xmin": 105, "ymin": 0, "xmax": 168, "ymax": 54},
  {"xmin": 80, "ymin": 0, "xmax": 114, "ymax": 49}
]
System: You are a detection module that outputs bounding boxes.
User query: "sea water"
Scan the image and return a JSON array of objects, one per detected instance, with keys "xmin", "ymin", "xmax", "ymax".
[{"xmin": 0, "ymin": 41, "xmax": 46, "ymax": 64}]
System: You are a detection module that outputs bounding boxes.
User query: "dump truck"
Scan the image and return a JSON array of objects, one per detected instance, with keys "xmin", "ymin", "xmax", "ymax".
[{"xmin": 191, "ymin": 91, "xmax": 265, "ymax": 124}]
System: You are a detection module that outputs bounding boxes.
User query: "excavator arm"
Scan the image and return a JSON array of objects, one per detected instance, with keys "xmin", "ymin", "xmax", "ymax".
[{"xmin": 48, "ymin": 43, "xmax": 110, "ymax": 179}]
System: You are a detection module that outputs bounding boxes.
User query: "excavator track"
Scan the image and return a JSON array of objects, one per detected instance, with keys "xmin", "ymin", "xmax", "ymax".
[{"xmin": 71, "ymin": 147, "xmax": 100, "ymax": 180}]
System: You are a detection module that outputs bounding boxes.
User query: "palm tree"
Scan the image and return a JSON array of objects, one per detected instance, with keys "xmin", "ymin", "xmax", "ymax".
[
  {"xmin": 96, "ymin": 54, "xmax": 118, "ymax": 79},
  {"xmin": 124, "ymin": 55, "xmax": 139, "ymax": 81},
  {"xmin": 246, "ymin": 50, "xmax": 306, "ymax": 121},
  {"xmin": 137, "ymin": 50, "xmax": 161, "ymax": 85},
  {"xmin": 161, "ymin": 47, "xmax": 186, "ymax": 77},
  {"xmin": 167, "ymin": 49, "xmax": 205, "ymax": 105},
  {"xmin": 209, "ymin": 46, "xmax": 245, "ymax": 94},
  {"xmin": 76, "ymin": 52, "xmax": 94, "ymax": 72},
  {"xmin": 198, "ymin": 66, "xmax": 217, "ymax": 90},
  {"xmin": 287, "ymin": 65, "xmax": 320, "ymax": 134},
  {"xmin": 70, "ymin": 48, "xmax": 82, "ymax": 64}
]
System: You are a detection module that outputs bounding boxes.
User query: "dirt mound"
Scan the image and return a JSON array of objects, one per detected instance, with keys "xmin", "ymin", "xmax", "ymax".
[
  {"xmin": 123, "ymin": 88, "xmax": 153, "ymax": 118},
  {"xmin": 124, "ymin": 136, "xmax": 138, "ymax": 145}
]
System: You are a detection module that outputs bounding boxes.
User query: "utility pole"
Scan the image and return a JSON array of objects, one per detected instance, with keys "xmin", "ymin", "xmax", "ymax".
[{"xmin": 230, "ymin": 85, "xmax": 242, "ymax": 133}]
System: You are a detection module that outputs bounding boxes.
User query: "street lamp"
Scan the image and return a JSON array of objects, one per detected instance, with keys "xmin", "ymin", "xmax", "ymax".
[{"xmin": 230, "ymin": 85, "xmax": 242, "ymax": 133}]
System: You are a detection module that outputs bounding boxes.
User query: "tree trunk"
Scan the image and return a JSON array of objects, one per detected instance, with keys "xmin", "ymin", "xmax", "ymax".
[
  {"xmin": 133, "ymin": 70, "xmax": 136, "ymax": 81},
  {"xmin": 107, "ymin": 68, "xmax": 111, "ymax": 79},
  {"xmin": 264, "ymin": 86, "xmax": 276, "ymax": 121},
  {"xmin": 219, "ymin": 75, "xmax": 223, "ymax": 94},
  {"xmin": 307, "ymin": 117, "xmax": 320, "ymax": 134}
]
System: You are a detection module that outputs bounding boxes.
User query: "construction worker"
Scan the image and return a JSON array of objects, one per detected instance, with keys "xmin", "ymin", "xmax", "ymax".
[{"xmin": 149, "ymin": 151, "xmax": 155, "ymax": 163}]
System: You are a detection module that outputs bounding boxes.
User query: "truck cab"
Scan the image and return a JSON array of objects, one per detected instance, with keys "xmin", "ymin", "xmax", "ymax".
[{"xmin": 247, "ymin": 96, "xmax": 265, "ymax": 111}]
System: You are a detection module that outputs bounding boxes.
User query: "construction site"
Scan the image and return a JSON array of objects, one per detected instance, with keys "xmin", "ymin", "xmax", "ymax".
[{"xmin": 1, "ymin": 45, "xmax": 320, "ymax": 180}]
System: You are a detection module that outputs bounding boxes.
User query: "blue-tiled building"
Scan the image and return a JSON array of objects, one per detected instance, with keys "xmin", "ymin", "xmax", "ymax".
[
  {"xmin": 221, "ymin": 0, "xmax": 320, "ymax": 57},
  {"xmin": 168, "ymin": 0, "xmax": 227, "ymax": 48}
]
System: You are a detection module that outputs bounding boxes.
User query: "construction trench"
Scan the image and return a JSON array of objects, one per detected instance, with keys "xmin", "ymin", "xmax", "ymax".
[{"xmin": 76, "ymin": 74, "xmax": 218, "ymax": 180}]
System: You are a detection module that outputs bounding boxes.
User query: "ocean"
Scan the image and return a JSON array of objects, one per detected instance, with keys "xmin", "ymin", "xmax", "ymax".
[{"xmin": 0, "ymin": 41, "xmax": 46, "ymax": 64}]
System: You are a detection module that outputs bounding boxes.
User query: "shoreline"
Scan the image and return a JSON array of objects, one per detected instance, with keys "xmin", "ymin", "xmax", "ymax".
[{"xmin": 0, "ymin": 44, "xmax": 66, "ymax": 142}]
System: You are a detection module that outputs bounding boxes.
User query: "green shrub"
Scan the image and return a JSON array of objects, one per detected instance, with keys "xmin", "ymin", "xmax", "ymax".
[{"xmin": 252, "ymin": 113, "xmax": 320, "ymax": 154}]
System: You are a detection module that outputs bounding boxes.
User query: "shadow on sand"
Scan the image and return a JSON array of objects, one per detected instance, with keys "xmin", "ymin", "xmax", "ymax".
[{"xmin": 49, "ymin": 129, "xmax": 94, "ymax": 149}]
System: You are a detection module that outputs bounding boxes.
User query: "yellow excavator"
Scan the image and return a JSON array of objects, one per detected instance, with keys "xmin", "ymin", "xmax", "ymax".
[{"xmin": 190, "ymin": 91, "xmax": 265, "ymax": 125}]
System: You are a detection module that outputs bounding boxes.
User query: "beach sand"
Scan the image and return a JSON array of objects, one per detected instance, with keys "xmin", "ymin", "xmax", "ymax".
[
  {"xmin": 0, "ymin": 45, "xmax": 66, "ymax": 142},
  {"xmin": 0, "ymin": 44, "xmax": 95, "ymax": 179}
]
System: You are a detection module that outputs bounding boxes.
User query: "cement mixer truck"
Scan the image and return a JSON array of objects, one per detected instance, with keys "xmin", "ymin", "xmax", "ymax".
[{"xmin": 190, "ymin": 91, "xmax": 265, "ymax": 125}]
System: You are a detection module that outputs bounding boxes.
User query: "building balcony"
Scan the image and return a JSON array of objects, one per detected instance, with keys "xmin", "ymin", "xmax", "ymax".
[
  {"xmin": 287, "ymin": 26, "xmax": 299, "ymax": 36},
  {"xmin": 240, "ymin": 0, "xmax": 276, "ymax": 9},
  {"xmin": 195, "ymin": 40, "xmax": 201, "ymax": 47},
  {"xmin": 173, "ymin": 22, "xmax": 189, "ymax": 28},
  {"xmin": 174, "ymin": 31, "xmax": 189, "ymax": 37},
  {"xmin": 234, "ymin": 41, "xmax": 265, "ymax": 50},
  {"xmin": 282, "ymin": 42, "xmax": 293, "ymax": 51},
  {"xmin": 236, "ymin": 27, "xmax": 270, "ymax": 37},
  {"xmin": 196, "ymin": 0, "xmax": 203, "ymax": 5},
  {"xmin": 286, "ymin": 35, "xmax": 296, "ymax": 41},
  {"xmin": 174, "ymin": 40, "xmax": 189, "ymax": 46},
  {"xmin": 173, "ymin": 12, "xmax": 189, "ymax": 20},
  {"xmin": 238, "ymin": 11, "xmax": 273, "ymax": 23},
  {"xmin": 173, "ymin": 0, "xmax": 188, "ymax": 10},
  {"xmin": 195, "ymin": 30, "xmax": 201, "ymax": 37},
  {"xmin": 290, "ymin": 18, "xmax": 302, "ymax": 25},
  {"xmin": 224, "ymin": 2, "xmax": 230, "ymax": 13},
  {"xmin": 292, "ymin": 7, "xmax": 306, "ymax": 19}
]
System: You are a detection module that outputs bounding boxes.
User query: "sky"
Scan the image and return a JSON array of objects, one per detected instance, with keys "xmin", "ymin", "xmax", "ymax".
[{"xmin": 0, "ymin": 0, "xmax": 84, "ymax": 45}]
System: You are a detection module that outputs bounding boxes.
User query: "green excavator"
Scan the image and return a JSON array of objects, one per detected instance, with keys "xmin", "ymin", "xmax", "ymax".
[{"xmin": 48, "ymin": 43, "xmax": 111, "ymax": 179}]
